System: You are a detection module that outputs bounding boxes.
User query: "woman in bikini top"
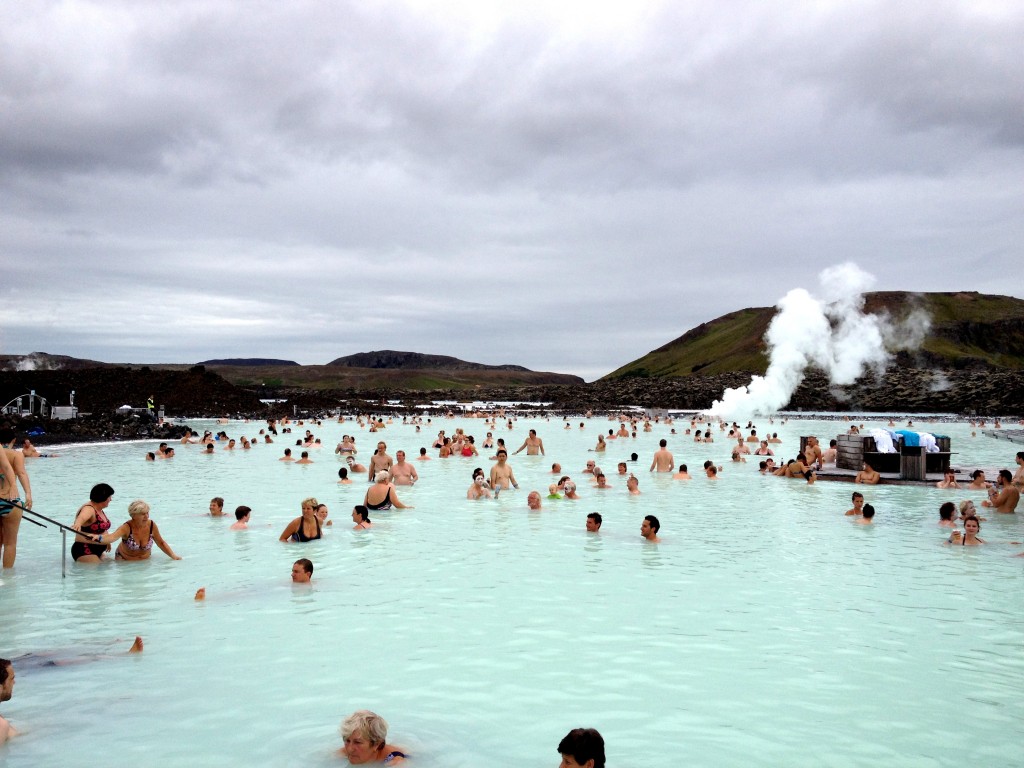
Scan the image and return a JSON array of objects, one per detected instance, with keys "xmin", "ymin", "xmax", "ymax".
[
  {"xmin": 100, "ymin": 500, "xmax": 181, "ymax": 561},
  {"xmin": 70, "ymin": 483, "xmax": 116, "ymax": 563}
]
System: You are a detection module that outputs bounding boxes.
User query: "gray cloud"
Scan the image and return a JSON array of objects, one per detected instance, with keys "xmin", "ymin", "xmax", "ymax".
[{"xmin": 1, "ymin": 1, "xmax": 1021, "ymax": 381}]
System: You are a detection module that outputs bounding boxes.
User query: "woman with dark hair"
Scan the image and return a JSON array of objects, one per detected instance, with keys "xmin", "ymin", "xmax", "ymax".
[
  {"xmin": 938, "ymin": 502, "xmax": 957, "ymax": 529},
  {"xmin": 70, "ymin": 483, "xmax": 116, "ymax": 562},
  {"xmin": 352, "ymin": 505, "xmax": 372, "ymax": 529},
  {"xmin": 557, "ymin": 727, "xmax": 605, "ymax": 768},
  {"xmin": 961, "ymin": 515, "xmax": 985, "ymax": 546}
]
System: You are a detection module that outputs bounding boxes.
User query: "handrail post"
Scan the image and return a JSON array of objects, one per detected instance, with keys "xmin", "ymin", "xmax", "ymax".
[{"xmin": 62, "ymin": 528, "xmax": 67, "ymax": 578}]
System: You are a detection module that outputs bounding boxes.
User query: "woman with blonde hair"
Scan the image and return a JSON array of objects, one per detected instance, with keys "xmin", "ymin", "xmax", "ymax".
[
  {"xmin": 94, "ymin": 500, "xmax": 181, "ymax": 561},
  {"xmin": 279, "ymin": 497, "xmax": 322, "ymax": 542},
  {"xmin": 338, "ymin": 710, "xmax": 407, "ymax": 764}
]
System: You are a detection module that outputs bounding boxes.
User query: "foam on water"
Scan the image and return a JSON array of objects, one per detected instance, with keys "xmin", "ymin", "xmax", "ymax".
[{"xmin": 2, "ymin": 416, "xmax": 1022, "ymax": 767}]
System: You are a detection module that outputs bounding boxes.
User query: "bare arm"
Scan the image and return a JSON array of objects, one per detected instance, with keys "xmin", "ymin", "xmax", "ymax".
[
  {"xmin": 96, "ymin": 522, "xmax": 131, "ymax": 545},
  {"xmin": 1, "ymin": 714, "xmax": 15, "ymax": 743},
  {"xmin": 390, "ymin": 486, "xmax": 413, "ymax": 509},
  {"xmin": 11, "ymin": 451, "xmax": 31, "ymax": 508},
  {"xmin": 150, "ymin": 522, "xmax": 181, "ymax": 560},
  {"xmin": 279, "ymin": 517, "xmax": 301, "ymax": 542}
]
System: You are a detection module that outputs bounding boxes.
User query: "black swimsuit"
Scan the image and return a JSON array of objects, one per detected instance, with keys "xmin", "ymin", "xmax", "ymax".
[
  {"xmin": 366, "ymin": 488, "xmax": 394, "ymax": 511},
  {"xmin": 290, "ymin": 517, "xmax": 322, "ymax": 542}
]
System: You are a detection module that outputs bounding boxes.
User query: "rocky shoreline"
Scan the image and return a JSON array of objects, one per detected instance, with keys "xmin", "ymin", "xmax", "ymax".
[{"xmin": 3, "ymin": 366, "xmax": 1021, "ymax": 445}]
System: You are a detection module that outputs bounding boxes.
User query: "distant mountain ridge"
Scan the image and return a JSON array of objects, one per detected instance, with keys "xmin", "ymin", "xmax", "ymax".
[
  {"xmin": 198, "ymin": 358, "xmax": 299, "ymax": 366},
  {"xmin": 603, "ymin": 291, "xmax": 1024, "ymax": 380},
  {"xmin": 328, "ymin": 350, "xmax": 530, "ymax": 372}
]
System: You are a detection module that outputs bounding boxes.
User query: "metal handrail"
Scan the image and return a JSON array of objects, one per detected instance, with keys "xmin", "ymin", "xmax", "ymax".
[{"xmin": 2, "ymin": 499, "xmax": 83, "ymax": 577}]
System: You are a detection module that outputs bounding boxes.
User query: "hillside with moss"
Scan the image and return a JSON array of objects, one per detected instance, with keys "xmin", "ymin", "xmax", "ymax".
[{"xmin": 603, "ymin": 291, "xmax": 1024, "ymax": 380}]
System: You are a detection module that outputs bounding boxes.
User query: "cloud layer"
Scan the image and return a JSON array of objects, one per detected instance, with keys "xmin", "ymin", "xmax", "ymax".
[{"xmin": 2, "ymin": 1, "xmax": 1021, "ymax": 380}]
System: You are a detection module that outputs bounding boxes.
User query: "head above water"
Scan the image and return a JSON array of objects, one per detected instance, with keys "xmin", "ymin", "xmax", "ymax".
[
  {"xmin": 557, "ymin": 727, "xmax": 605, "ymax": 768},
  {"xmin": 89, "ymin": 483, "xmax": 115, "ymax": 504},
  {"xmin": 340, "ymin": 709, "xmax": 389, "ymax": 748}
]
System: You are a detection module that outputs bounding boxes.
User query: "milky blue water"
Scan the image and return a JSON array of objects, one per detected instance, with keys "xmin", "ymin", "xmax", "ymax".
[{"xmin": 1, "ymin": 416, "xmax": 1022, "ymax": 767}]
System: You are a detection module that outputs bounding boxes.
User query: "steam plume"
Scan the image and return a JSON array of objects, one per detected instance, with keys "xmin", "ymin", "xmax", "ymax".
[{"xmin": 705, "ymin": 263, "xmax": 930, "ymax": 420}]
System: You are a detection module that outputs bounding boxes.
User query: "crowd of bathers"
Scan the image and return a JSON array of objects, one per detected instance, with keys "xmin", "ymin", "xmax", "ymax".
[{"xmin": 3, "ymin": 412, "xmax": 1023, "ymax": 759}]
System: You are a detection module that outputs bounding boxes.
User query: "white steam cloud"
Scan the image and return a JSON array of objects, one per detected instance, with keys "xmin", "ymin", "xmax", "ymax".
[
  {"xmin": 7, "ymin": 353, "xmax": 59, "ymax": 372},
  {"xmin": 705, "ymin": 263, "xmax": 930, "ymax": 421}
]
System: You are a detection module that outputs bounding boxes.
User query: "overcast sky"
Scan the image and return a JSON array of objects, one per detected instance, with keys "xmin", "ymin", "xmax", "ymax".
[{"xmin": 2, "ymin": 0, "xmax": 1021, "ymax": 381}]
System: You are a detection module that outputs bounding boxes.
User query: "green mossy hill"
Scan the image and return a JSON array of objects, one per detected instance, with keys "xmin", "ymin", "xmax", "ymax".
[{"xmin": 604, "ymin": 292, "xmax": 1024, "ymax": 381}]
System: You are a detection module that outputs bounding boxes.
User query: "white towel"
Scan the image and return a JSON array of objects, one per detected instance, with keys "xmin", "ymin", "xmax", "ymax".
[{"xmin": 869, "ymin": 429, "xmax": 897, "ymax": 453}]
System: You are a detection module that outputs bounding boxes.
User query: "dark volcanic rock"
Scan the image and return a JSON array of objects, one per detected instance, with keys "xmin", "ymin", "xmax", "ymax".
[
  {"xmin": 0, "ymin": 366, "xmax": 266, "ymax": 417},
  {"xmin": 2, "ymin": 412, "xmax": 194, "ymax": 446}
]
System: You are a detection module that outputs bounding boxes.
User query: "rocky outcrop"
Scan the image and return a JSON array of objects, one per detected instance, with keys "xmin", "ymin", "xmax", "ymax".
[{"xmin": 0, "ymin": 366, "xmax": 265, "ymax": 417}]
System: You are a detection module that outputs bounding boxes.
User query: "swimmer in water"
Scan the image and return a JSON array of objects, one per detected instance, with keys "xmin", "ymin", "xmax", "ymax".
[
  {"xmin": 338, "ymin": 710, "xmax": 408, "ymax": 765},
  {"xmin": 959, "ymin": 515, "xmax": 984, "ymax": 545},
  {"xmin": 846, "ymin": 492, "xmax": 864, "ymax": 516},
  {"xmin": 982, "ymin": 469, "xmax": 1020, "ymax": 513},
  {"xmin": 854, "ymin": 504, "xmax": 876, "ymax": 525},
  {"xmin": 279, "ymin": 498, "xmax": 322, "ymax": 542},
  {"xmin": 557, "ymin": 727, "xmax": 605, "ymax": 768},
  {"xmin": 641, "ymin": 515, "xmax": 661, "ymax": 543},
  {"xmin": 230, "ymin": 506, "xmax": 251, "ymax": 530},
  {"xmin": 467, "ymin": 473, "xmax": 493, "ymax": 500},
  {"xmin": 97, "ymin": 499, "xmax": 182, "ymax": 561},
  {"xmin": 351, "ymin": 505, "xmax": 372, "ymax": 529}
]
